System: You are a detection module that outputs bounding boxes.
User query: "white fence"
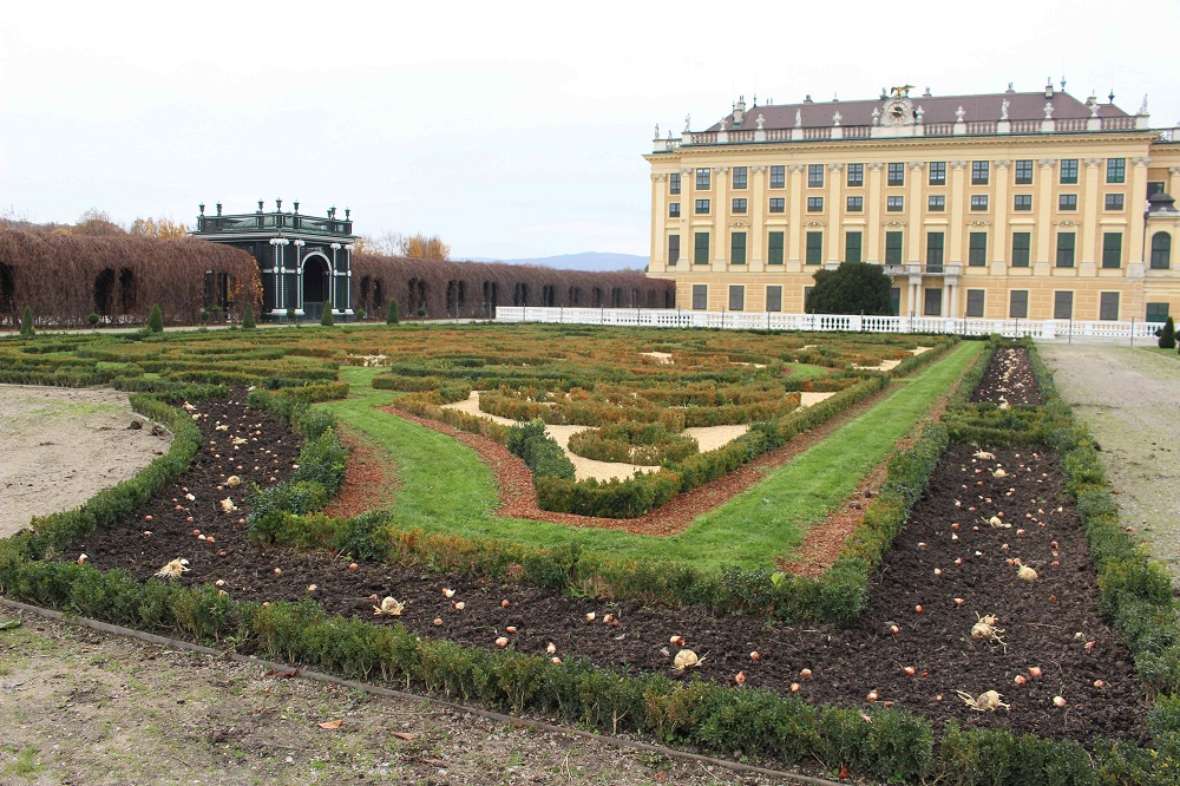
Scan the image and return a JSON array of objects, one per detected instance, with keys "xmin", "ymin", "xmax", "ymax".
[{"xmin": 495, "ymin": 307, "xmax": 1164, "ymax": 342}]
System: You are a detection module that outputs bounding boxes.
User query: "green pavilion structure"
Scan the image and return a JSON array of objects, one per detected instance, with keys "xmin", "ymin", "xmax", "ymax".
[{"xmin": 192, "ymin": 200, "xmax": 354, "ymax": 320}]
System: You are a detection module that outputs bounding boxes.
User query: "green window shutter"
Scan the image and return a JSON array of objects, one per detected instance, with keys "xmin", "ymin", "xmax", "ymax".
[
  {"xmin": 805, "ymin": 232, "xmax": 823, "ymax": 264},
  {"xmin": 969, "ymin": 232, "xmax": 987, "ymax": 266},
  {"xmin": 885, "ymin": 231, "xmax": 903, "ymax": 265},
  {"xmin": 731, "ymin": 232, "xmax": 746, "ymax": 265},
  {"xmin": 1011, "ymin": 232, "xmax": 1031, "ymax": 267},
  {"xmin": 694, "ymin": 232, "xmax": 709, "ymax": 264},
  {"xmin": 1056, "ymin": 233, "xmax": 1076, "ymax": 268},
  {"xmin": 768, "ymin": 232, "xmax": 784, "ymax": 265},
  {"xmin": 845, "ymin": 232, "xmax": 862, "ymax": 263},
  {"xmin": 1102, "ymin": 233, "xmax": 1122, "ymax": 268}
]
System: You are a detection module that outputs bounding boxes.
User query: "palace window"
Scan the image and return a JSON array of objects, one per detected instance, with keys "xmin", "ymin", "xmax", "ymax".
[
  {"xmin": 929, "ymin": 161, "xmax": 946, "ymax": 185},
  {"xmin": 887, "ymin": 195, "xmax": 904, "ymax": 212},
  {"xmin": 1106, "ymin": 157, "xmax": 1126, "ymax": 184},
  {"xmin": 731, "ymin": 232, "xmax": 746, "ymax": 265},
  {"xmin": 731, "ymin": 197, "xmax": 747, "ymax": 214},
  {"xmin": 845, "ymin": 231, "xmax": 862, "ymax": 263},
  {"xmin": 888, "ymin": 162, "xmax": 905, "ymax": 186},
  {"xmin": 846, "ymin": 195, "xmax": 863, "ymax": 212},
  {"xmin": 692, "ymin": 284, "xmax": 707, "ymax": 310},
  {"xmin": 669, "ymin": 173, "xmax": 681, "ymax": 194},
  {"xmin": 927, "ymin": 195, "xmax": 945, "ymax": 212},
  {"xmin": 728, "ymin": 285, "xmax": 745, "ymax": 311},
  {"xmin": 694, "ymin": 232, "xmax": 709, "ymax": 264},
  {"xmin": 696, "ymin": 168, "xmax": 711, "ymax": 189},
  {"xmin": 924, "ymin": 288, "xmax": 942, "ymax": 316},
  {"xmin": 732, "ymin": 167, "xmax": 747, "ymax": 189},
  {"xmin": 1102, "ymin": 232, "xmax": 1122, "ymax": 268},
  {"xmin": 1015, "ymin": 160, "xmax": 1033, "ymax": 185},
  {"xmin": 695, "ymin": 198, "xmax": 710, "ymax": 215},
  {"xmin": 668, "ymin": 202, "xmax": 680, "ymax": 217},
  {"xmin": 1060, "ymin": 159, "xmax": 1078, "ymax": 184},
  {"xmin": 770, "ymin": 165, "xmax": 785, "ymax": 188},
  {"xmin": 1058, "ymin": 193, "xmax": 1078, "ymax": 211},
  {"xmin": 808, "ymin": 164, "xmax": 824, "ymax": 188},
  {"xmin": 969, "ymin": 232, "xmax": 987, "ymax": 266},
  {"xmin": 1148, "ymin": 181, "xmax": 1165, "ymax": 196},
  {"xmin": 768, "ymin": 231, "xmax": 784, "ymax": 264},
  {"xmin": 970, "ymin": 194, "xmax": 989, "ymax": 211},
  {"xmin": 667, "ymin": 234, "xmax": 680, "ymax": 266},
  {"xmin": 847, "ymin": 163, "xmax": 864, "ymax": 187},
  {"xmin": 769, "ymin": 197, "xmax": 785, "ymax": 213},
  {"xmin": 766, "ymin": 285, "xmax": 782, "ymax": 312},
  {"xmin": 1152, "ymin": 232, "xmax": 1172, "ymax": 269},
  {"xmin": 1014, "ymin": 194, "xmax": 1032, "ymax": 211},
  {"xmin": 927, "ymin": 232, "xmax": 944, "ymax": 269},
  {"xmin": 1011, "ymin": 232, "xmax": 1031, "ymax": 267},
  {"xmin": 885, "ymin": 231, "xmax": 903, "ymax": 265},
  {"xmin": 1009, "ymin": 290, "xmax": 1029, "ymax": 318},
  {"xmin": 805, "ymin": 231, "xmax": 823, "ymax": 264},
  {"xmin": 1099, "ymin": 291, "xmax": 1120, "ymax": 321},
  {"xmin": 1105, "ymin": 193, "xmax": 1124, "ymax": 211},
  {"xmin": 966, "ymin": 289, "xmax": 985, "ymax": 318},
  {"xmin": 1054, "ymin": 291, "xmax": 1074, "ymax": 320},
  {"xmin": 1147, "ymin": 302, "xmax": 1170, "ymax": 322},
  {"xmin": 1056, "ymin": 232, "xmax": 1076, "ymax": 268},
  {"xmin": 807, "ymin": 196, "xmax": 824, "ymax": 212},
  {"xmin": 971, "ymin": 160, "xmax": 990, "ymax": 185}
]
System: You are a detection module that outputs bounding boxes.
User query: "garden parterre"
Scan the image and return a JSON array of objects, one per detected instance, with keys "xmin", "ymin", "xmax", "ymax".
[{"xmin": 1, "ymin": 324, "xmax": 1177, "ymax": 784}]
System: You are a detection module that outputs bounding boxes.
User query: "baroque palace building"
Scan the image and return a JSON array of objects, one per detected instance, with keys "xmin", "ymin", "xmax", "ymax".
[{"xmin": 645, "ymin": 82, "xmax": 1180, "ymax": 322}]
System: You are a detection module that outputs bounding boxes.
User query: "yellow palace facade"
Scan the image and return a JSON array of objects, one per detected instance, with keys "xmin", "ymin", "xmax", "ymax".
[{"xmin": 645, "ymin": 83, "xmax": 1180, "ymax": 323}]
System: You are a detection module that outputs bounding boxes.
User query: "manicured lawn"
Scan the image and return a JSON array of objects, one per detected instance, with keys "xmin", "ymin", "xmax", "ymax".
[{"xmin": 322, "ymin": 341, "xmax": 980, "ymax": 571}]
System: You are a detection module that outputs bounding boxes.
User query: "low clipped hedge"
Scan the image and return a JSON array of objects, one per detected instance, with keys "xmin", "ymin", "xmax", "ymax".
[
  {"xmin": 567, "ymin": 421, "xmax": 699, "ymax": 466},
  {"xmin": 505, "ymin": 419, "xmax": 575, "ymax": 481}
]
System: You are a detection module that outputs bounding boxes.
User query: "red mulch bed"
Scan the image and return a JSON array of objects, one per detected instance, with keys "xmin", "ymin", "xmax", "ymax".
[
  {"xmin": 61, "ymin": 386, "xmax": 1148, "ymax": 744},
  {"xmin": 384, "ymin": 386, "xmax": 890, "ymax": 537},
  {"xmin": 323, "ymin": 429, "xmax": 397, "ymax": 519}
]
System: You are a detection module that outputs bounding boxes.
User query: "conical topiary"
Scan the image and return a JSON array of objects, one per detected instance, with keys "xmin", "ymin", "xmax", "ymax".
[
  {"xmin": 386, "ymin": 301, "xmax": 399, "ymax": 325},
  {"xmin": 242, "ymin": 302, "xmax": 256, "ymax": 330},
  {"xmin": 147, "ymin": 304, "xmax": 164, "ymax": 333},
  {"xmin": 1159, "ymin": 316, "xmax": 1176, "ymax": 349},
  {"xmin": 321, "ymin": 299, "xmax": 334, "ymax": 327},
  {"xmin": 19, "ymin": 305, "xmax": 34, "ymax": 338}
]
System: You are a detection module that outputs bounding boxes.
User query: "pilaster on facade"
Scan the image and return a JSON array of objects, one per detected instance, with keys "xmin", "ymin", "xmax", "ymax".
[
  {"xmin": 1128, "ymin": 157, "xmax": 1151, "ymax": 275},
  {"xmin": 827, "ymin": 163, "xmax": 844, "ymax": 265},
  {"xmin": 1080, "ymin": 159, "xmax": 1103, "ymax": 272},
  {"xmin": 787, "ymin": 165, "xmax": 804, "ymax": 268},
  {"xmin": 712, "ymin": 166, "xmax": 728, "ymax": 269},
  {"xmin": 949, "ymin": 161, "xmax": 967, "ymax": 264},
  {"xmin": 1035, "ymin": 159, "xmax": 1056, "ymax": 265},
  {"xmin": 866, "ymin": 162, "xmax": 883, "ymax": 263},
  {"xmin": 907, "ymin": 161, "xmax": 925, "ymax": 262}
]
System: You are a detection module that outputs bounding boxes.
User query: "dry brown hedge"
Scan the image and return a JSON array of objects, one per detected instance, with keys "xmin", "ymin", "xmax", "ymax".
[
  {"xmin": 352, "ymin": 253, "xmax": 674, "ymax": 318},
  {"xmin": 0, "ymin": 230, "xmax": 261, "ymax": 327}
]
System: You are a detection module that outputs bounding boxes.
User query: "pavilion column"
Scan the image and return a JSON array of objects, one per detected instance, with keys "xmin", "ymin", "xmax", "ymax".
[
  {"xmin": 292, "ymin": 240, "xmax": 306, "ymax": 313},
  {"xmin": 343, "ymin": 243, "xmax": 354, "ymax": 313}
]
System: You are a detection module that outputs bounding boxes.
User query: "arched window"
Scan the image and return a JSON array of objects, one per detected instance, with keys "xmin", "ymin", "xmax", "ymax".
[
  {"xmin": 567, "ymin": 286, "xmax": 581, "ymax": 306},
  {"xmin": 359, "ymin": 276, "xmax": 371, "ymax": 311},
  {"xmin": 513, "ymin": 282, "xmax": 529, "ymax": 306},
  {"xmin": 94, "ymin": 268, "xmax": 115, "ymax": 316},
  {"xmin": 1151, "ymin": 232, "xmax": 1172, "ymax": 270},
  {"xmin": 372, "ymin": 279, "xmax": 385, "ymax": 308},
  {"xmin": 592, "ymin": 287, "xmax": 603, "ymax": 307},
  {"xmin": 0, "ymin": 263, "xmax": 15, "ymax": 322},
  {"xmin": 542, "ymin": 284, "xmax": 556, "ymax": 307}
]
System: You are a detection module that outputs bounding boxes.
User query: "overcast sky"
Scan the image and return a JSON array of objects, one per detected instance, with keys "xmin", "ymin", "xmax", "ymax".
[{"xmin": 3, "ymin": 0, "xmax": 1177, "ymax": 259}]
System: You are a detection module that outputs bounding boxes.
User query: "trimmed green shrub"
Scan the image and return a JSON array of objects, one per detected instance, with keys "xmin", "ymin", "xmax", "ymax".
[
  {"xmin": 87, "ymin": 312, "xmax": 100, "ymax": 328},
  {"xmin": 20, "ymin": 305, "xmax": 34, "ymax": 337},
  {"xmin": 506, "ymin": 419, "xmax": 574, "ymax": 480},
  {"xmin": 321, "ymin": 300, "xmax": 335, "ymax": 327},
  {"xmin": 1159, "ymin": 317, "xmax": 1176, "ymax": 349},
  {"xmin": 386, "ymin": 301, "xmax": 400, "ymax": 325},
  {"xmin": 242, "ymin": 302, "xmax": 256, "ymax": 330},
  {"xmin": 148, "ymin": 304, "xmax": 164, "ymax": 333}
]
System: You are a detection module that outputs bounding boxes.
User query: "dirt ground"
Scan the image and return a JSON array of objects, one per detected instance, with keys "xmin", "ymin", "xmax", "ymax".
[
  {"xmin": 0, "ymin": 614, "xmax": 780, "ymax": 786},
  {"xmin": 0, "ymin": 385, "xmax": 170, "ymax": 538},
  {"xmin": 1040, "ymin": 344, "xmax": 1180, "ymax": 580}
]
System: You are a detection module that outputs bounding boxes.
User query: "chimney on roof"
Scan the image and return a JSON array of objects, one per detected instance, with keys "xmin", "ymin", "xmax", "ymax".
[
  {"xmin": 880, "ymin": 87, "xmax": 887, "ymax": 99},
  {"xmin": 1044, "ymin": 78, "xmax": 1054, "ymax": 99},
  {"xmin": 923, "ymin": 86, "xmax": 932, "ymax": 97},
  {"xmin": 1109, "ymin": 89, "xmax": 1116, "ymax": 104},
  {"xmin": 804, "ymin": 94, "xmax": 813, "ymax": 103},
  {"xmin": 733, "ymin": 95, "xmax": 746, "ymax": 125},
  {"xmin": 216, "ymin": 203, "xmax": 222, "ymax": 216},
  {"xmin": 1006, "ymin": 82, "xmax": 1015, "ymax": 93}
]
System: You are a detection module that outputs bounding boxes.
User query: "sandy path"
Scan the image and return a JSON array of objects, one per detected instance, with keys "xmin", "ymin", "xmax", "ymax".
[
  {"xmin": 0, "ymin": 612, "xmax": 769, "ymax": 786},
  {"xmin": 1040, "ymin": 345, "xmax": 1180, "ymax": 580},
  {"xmin": 0, "ymin": 385, "xmax": 170, "ymax": 537}
]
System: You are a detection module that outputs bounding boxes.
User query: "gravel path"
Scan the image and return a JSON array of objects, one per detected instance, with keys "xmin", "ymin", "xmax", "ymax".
[
  {"xmin": 0, "ymin": 613, "xmax": 778, "ymax": 786},
  {"xmin": 1040, "ymin": 344, "xmax": 1180, "ymax": 580},
  {"xmin": 0, "ymin": 385, "xmax": 170, "ymax": 538}
]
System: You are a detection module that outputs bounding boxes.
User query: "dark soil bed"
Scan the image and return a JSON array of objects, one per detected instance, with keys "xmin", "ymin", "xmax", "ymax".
[
  {"xmin": 971, "ymin": 347, "xmax": 1043, "ymax": 406},
  {"xmin": 61, "ymin": 376, "xmax": 1146, "ymax": 745}
]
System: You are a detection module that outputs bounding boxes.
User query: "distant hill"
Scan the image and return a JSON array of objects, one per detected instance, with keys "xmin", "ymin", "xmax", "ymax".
[{"xmin": 469, "ymin": 252, "xmax": 648, "ymax": 272}]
